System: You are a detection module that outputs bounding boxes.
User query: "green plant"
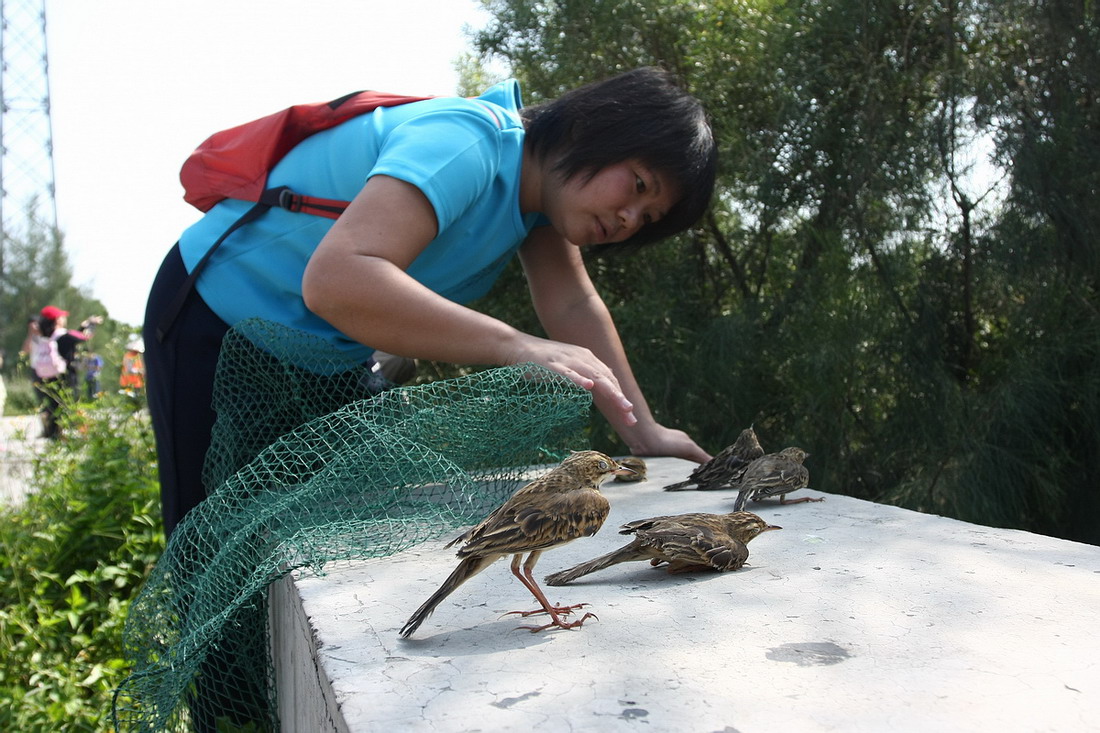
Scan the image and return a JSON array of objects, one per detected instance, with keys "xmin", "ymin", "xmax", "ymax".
[
  {"xmin": 0, "ymin": 395, "xmax": 163, "ymax": 731},
  {"xmin": 3, "ymin": 374, "xmax": 40, "ymax": 416}
]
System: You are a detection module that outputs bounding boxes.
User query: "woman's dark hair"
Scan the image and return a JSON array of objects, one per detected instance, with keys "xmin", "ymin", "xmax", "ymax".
[
  {"xmin": 522, "ymin": 67, "xmax": 717, "ymax": 252},
  {"xmin": 38, "ymin": 316, "xmax": 57, "ymax": 337}
]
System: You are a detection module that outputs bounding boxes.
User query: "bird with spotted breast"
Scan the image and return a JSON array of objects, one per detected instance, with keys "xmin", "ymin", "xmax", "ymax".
[
  {"xmin": 545, "ymin": 511, "xmax": 781, "ymax": 585},
  {"xmin": 732, "ymin": 446, "xmax": 820, "ymax": 510},
  {"xmin": 664, "ymin": 426, "xmax": 764, "ymax": 491},
  {"xmin": 399, "ymin": 450, "xmax": 633, "ymax": 637}
]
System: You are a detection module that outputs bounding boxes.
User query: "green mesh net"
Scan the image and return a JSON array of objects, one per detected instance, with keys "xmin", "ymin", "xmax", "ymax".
[{"xmin": 112, "ymin": 318, "xmax": 593, "ymax": 731}]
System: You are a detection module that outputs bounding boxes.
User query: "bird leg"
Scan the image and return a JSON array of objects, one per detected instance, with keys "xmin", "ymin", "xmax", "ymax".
[
  {"xmin": 777, "ymin": 495, "xmax": 825, "ymax": 505},
  {"xmin": 507, "ymin": 553, "xmax": 586, "ymax": 615},
  {"xmin": 503, "ymin": 553, "xmax": 597, "ymax": 632}
]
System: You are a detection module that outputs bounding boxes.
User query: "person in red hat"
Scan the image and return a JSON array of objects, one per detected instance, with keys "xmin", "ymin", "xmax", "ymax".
[
  {"xmin": 21, "ymin": 305, "xmax": 102, "ymax": 438},
  {"xmin": 39, "ymin": 305, "xmax": 66, "ymax": 321}
]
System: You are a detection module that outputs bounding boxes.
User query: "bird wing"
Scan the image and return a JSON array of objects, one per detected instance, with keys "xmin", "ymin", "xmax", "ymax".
[
  {"xmin": 457, "ymin": 487, "xmax": 610, "ymax": 558},
  {"xmin": 695, "ymin": 446, "xmax": 742, "ymax": 481},
  {"xmin": 696, "ymin": 536, "xmax": 751, "ymax": 571},
  {"xmin": 745, "ymin": 461, "xmax": 809, "ymax": 497},
  {"xmin": 664, "ymin": 441, "xmax": 742, "ymax": 490},
  {"xmin": 681, "ymin": 435, "xmax": 765, "ymax": 489},
  {"xmin": 619, "ymin": 512, "xmax": 716, "ymax": 535},
  {"xmin": 445, "ymin": 469, "xmax": 570, "ymax": 549},
  {"xmin": 686, "ymin": 456, "xmax": 723, "ymax": 483},
  {"xmin": 636, "ymin": 520, "xmax": 751, "ymax": 571}
]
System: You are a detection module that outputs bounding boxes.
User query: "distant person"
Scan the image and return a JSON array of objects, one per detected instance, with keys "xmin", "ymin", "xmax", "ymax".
[
  {"xmin": 23, "ymin": 307, "xmax": 71, "ymax": 438},
  {"xmin": 22, "ymin": 306, "xmax": 102, "ymax": 438},
  {"xmin": 59, "ymin": 314, "xmax": 104, "ymax": 392},
  {"xmin": 82, "ymin": 352, "xmax": 104, "ymax": 400},
  {"xmin": 120, "ymin": 339, "xmax": 146, "ymax": 394}
]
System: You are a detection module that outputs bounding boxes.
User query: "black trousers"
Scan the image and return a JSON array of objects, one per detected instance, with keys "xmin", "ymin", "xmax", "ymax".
[
  {"xmin": 34, "ymin": 376, "xmax": 65, "ymax": 439},
  {"xmin": 142, "ymin": 243, "xmax": 229, "ymax": 537},
  {"xmin": 143, "ymin": 245, "xmax": 273, "ymax": 730}
]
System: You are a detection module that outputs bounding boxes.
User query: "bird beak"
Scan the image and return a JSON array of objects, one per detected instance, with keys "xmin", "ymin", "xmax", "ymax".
[
  {"xmin": 764, "ymin": 524, "xmax": 782, "ymax": 532},
  {"xmin": 614, "ymin": 463, "xmax": 638, "ymax": 477}
]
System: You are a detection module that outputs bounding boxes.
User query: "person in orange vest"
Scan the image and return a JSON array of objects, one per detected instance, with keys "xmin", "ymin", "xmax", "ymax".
[{"xmin": 120, "ymin": 338, "xmax": 146, "ymax": 392}]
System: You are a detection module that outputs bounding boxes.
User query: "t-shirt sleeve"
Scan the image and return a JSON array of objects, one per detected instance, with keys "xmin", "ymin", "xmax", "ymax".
[{"xmin": 369, "ymin": 106, "xmax": 503, "ymax": 233}]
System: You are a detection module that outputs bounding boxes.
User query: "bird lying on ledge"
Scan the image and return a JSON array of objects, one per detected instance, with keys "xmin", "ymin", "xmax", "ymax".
[{"xmin": 544, "ymin": 510, "xmax": 781, "ymax": 586}]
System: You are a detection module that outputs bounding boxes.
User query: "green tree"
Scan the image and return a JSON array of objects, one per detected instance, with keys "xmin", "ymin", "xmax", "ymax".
[
  {"xmin": 454, "ymin": 51, "xmax": 507, "ymax": 98},
  {"xmin": 471, "ymin": 0, "xmax": 1100, "ymax": 542}
]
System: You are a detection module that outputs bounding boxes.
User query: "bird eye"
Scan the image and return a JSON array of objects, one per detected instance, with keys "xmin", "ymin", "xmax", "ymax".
[{"xmin": 598, "ymin": 460, "xmax": 609, "ymax": 470}]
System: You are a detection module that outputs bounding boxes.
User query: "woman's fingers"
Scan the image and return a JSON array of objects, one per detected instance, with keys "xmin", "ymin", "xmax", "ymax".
[{"xmin": 520, "ymin": 340, "xmax": 636, "ymax": 424}]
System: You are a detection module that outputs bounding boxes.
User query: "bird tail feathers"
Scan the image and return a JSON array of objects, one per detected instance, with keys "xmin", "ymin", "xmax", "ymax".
[
  {"xmin": 399, "ymin": 555, "xmax": 490, "ymax": 638},
  {"xmin": 543, "ymin": 544, "xmax": 646, "ymax": 586}
]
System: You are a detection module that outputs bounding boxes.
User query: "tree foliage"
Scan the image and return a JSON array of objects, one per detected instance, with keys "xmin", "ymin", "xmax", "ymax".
[{"xmin": 471, "ymin": 0, "xmax": 1100, "ymax": 543}]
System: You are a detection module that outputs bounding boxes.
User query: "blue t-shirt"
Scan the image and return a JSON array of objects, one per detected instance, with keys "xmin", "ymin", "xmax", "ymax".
[{"xmin": 178, "ymin": 80, "xmax": 540, "ymax": 359}]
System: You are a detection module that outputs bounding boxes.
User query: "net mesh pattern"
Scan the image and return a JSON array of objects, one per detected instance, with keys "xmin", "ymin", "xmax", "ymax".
[{"xmin": 112, "ymin": 318, "xmax": 592, "ymax": 731}]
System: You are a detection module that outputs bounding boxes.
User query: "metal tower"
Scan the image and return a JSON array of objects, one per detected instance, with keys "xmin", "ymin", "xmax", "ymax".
[{"xmin": 0, "ymin": 0, "xmax": 56, "ymax": 275}]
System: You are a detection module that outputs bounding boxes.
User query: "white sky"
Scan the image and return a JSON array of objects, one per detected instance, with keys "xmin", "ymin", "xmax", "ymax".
[{"xmin": 44, "ymin": 0, "xmax": 496, "ymax": 325}]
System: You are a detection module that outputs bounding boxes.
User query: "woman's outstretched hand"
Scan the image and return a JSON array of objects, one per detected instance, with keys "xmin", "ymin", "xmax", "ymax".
[
  {"xmin": 510, "ymin": 337, "xmax": 711, "ymax": 464},
  {"xmin": 510, "ymin": 337, "xmax": 637, "ymax": 424}
]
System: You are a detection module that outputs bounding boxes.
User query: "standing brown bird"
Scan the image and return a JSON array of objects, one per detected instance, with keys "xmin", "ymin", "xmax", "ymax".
[
  {"xmin": 544, "ymin": 511, "xmax": 781, "ymax": 585},
  {"xmin": 399, "ymin": 451, "xmax": 633, "ymax": 638},
  {"xmin": 732, "ymin": 446, "xmax": 819, "ymax": 510},
  {"xmin": 664, "ymin": 426, "xmax": 765, "ymax": 491},
  {"xmin": 613, "ymin": 456, "xmax": 648, "ymax": 482}
]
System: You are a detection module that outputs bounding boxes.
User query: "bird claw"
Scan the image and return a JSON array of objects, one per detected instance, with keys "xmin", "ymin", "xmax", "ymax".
[
  {"xmin": 514, "ymin": 611, "xmax": 599, "ymax": 633},
  {"xmin": 501, "ymin": 602, "xmax": 589, "ymax": 620}
]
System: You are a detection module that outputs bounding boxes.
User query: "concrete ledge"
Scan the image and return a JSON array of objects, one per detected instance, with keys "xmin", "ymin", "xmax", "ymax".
[
  {"xmin": 269, "ymin": 574, "xmax": 350, "ymax": 733},
  {"xmin": 271, "ymin": 456, "xmax": 1100, "ymax": 731}
]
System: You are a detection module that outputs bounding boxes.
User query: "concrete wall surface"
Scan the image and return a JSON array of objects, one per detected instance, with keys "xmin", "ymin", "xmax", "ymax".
[{"xmin": 271, "ymin": 456, "xmax": 1100, "ymax": 732}]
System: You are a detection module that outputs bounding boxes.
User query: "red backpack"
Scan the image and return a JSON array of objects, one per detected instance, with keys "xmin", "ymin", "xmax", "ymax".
[
  {"xmin": 159, "ymin": 90, "xmax": 436, "ymax": 341},
  {"xmin": 180, "ymin": 90, "xmax": 435, "ymax": 217}
]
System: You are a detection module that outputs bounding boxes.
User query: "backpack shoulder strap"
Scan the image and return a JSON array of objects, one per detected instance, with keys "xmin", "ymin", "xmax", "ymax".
[{"xmin": 155, "ymin": 198, "xmax": 271, "ymax": 342}]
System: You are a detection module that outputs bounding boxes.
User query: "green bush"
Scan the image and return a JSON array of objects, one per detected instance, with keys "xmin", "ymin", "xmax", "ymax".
[
  {"xmin": 3, "ymin": 374, "xmax": 39, "ymax": 417},
  {"xmin": 0, "ymin": 394, "xmax": 163, "ymax": 731}
]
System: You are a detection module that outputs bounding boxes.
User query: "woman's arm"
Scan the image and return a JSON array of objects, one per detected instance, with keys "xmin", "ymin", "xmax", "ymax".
[
  {"xmin": 519, "ymin": 226, "xmax": 710, "ymax": 462},
  {"xmin": 302, "ymin": 175, "xmax": 637, "ymax": 423},
  {"xmin": 21, "ymin": 320, "xmax": 38, "ymax": 357}
]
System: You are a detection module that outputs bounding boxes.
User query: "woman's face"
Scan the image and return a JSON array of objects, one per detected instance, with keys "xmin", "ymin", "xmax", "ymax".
[{"xmin": 545, "ymin": 159, "xmax": 680, "ymax": 246}]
